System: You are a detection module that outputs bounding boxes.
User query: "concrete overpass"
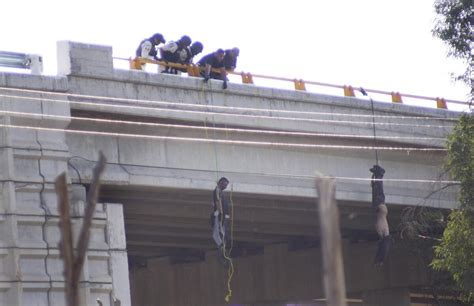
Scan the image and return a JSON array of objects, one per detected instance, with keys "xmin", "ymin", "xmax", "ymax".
[{"xmin": 0, "ymin": 41, "xmax": 463, "ymax": 306}]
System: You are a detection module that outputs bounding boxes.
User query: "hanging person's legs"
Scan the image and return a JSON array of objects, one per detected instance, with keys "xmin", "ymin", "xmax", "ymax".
[
  {"xmin": 212, "ymin": 213, "xmax": 224, "ymax": 247},
  {"xmin": 211, "ymin": 213, "xmax": 229, "ymax": 267},
  {"xmin": 374, "ymin": 204, "xmax": 391, "ymax": 265}
]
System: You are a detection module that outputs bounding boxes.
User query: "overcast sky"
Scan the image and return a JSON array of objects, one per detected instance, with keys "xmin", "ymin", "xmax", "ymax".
[{"xmin": 1, "ymin": 0, "xmax": 470, "ymax": 109}]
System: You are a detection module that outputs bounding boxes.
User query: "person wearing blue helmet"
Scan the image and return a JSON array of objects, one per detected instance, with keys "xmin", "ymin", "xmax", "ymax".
[
  {"xmin": 198, "ymin": 49, "xmax": 228, "ymax": 89},
  {"xmin": 159, "ymin": 35, "xmax": 192, "ymax": 74},
  {"xmin": 135, "ymin": 33, "xmax": 166, "ymax": 60}
]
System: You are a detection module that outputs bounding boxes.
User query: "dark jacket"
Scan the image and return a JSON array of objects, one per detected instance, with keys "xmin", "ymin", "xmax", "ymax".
[
  {"xmin": 224, "ymin": 50, "xmax": 237, "ymax": 70},
  {"xmin": 198, "ymin": 53, "xmax": 224, "ymax": 69}
]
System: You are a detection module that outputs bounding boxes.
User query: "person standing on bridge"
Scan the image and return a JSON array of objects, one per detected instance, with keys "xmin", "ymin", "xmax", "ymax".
[
  {"xmin": 159, "ymin": 35, "xmax": 192, "ymax": 74},
  {"xmin": 183, "ymin": 41, "xmax": 204, "ymax": 65},
  {"xmin": 370, "ymin": 165, "xmax": 391, "ymax": 265},
  {"xmin": 198, "ymin": 49, "xmax": 228, "ymax": 89},
  {"xmin": 174, "ymin": 41, "xmax": 204, "ymax": 74},
  {"xmin": 135, "ymin": 33, "xmax": 166, "ymax": 60},
  {"xmin": 211, "ymin": 177, "xmax": 231, "ymax": 265},
  {"xmin": 224, "ymin": 47, "xmax": 240, "ymax": 72}
]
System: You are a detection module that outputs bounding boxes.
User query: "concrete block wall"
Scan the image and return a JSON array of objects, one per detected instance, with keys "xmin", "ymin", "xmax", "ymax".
[
  {"xmin": 0, "ymin": 73, "xmax": 130, "ymax": 305},
  {"xmin": 57, "ymin": 41, "xmax": 113, "ymax": 78}
]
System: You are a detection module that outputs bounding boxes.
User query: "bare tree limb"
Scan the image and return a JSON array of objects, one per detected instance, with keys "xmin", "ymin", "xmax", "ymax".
[
  {"xmin": 423, "ymin": 183, "xmax": 459, "ymax": 201},
  {"xmin": 55, "ymin": 151, "xmax": 107, "ymax": 306},
  {"xmin": 73, "ymin": 151, "xmax": 107, "ymax": 288}
]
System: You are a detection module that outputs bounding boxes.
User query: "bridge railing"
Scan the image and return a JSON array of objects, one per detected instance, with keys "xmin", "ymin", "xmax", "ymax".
[
  {"xmin": 114, "ymin": 56, "xmax": 469, "ymax": 111},
  {"xmin": 0, "ymin": 51, "xmax": 43, "ymax": 75}
]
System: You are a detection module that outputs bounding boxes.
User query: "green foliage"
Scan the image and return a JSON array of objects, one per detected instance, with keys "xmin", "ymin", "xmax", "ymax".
[
  {"xmin": 432, "ymin": 0, "xmax": 473, "ymax": 92},
  {"xmin": 431, "ymin": 114, "xmax": 474, "ymax": 302},
  {"xmin": 432, "ymin": 210, "xmax": 474, "ymax": 301},
  {"xmin": 433, "ymin": 0, "xmax": 472, "ymax": 59},
  {"xmin": 445, "ymin": 114, "xmax": 474, "ymax": 210}
]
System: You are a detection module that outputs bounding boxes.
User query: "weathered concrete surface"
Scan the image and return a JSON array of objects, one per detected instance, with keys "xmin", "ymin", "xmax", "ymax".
[
  {"xmin": 0, "ymin": 70, "xmax": 130, "ymax": 305},
  {"xmin": 129, "ymin": 242, "xmax": 427, "ymax": 306},
  {"xmin": 0, "ymin": 40, "xmax": 464, "ymax": 305}
]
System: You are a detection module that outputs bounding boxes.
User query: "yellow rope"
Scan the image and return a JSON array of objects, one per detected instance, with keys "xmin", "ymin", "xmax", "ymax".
[
  {"xmin": 223, "ymin": 185, "xmax": 235, "ymax": 302},
  {"xmin": 203, "ymin": 87, "xmax": 234, "ymax": 303}
]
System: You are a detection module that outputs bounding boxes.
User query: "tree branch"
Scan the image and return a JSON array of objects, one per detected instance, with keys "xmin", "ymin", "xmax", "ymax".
[{"xmin": 73, "ymin": 152, "xmax": 107, "ymax": 284}]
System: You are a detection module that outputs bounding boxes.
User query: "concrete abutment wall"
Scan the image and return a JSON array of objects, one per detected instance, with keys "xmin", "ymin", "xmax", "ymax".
[{"xmin": 0, "ymin": 68, "xmax": 130, "ymax": 305}]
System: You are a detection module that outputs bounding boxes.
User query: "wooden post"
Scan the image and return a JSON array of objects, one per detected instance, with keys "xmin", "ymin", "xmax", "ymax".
[
  {"xmin": 56, "ymin": 151, "xmax": 107, "ymax": 306},
  {"xmin": 315, "ymin": 177, "xmax": 347, "ymax": 306}
]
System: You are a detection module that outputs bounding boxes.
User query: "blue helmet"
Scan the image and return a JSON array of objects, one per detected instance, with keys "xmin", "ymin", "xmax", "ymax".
[
  {"xmin": 179, "ymin": 35, "xmax": 192, "ymax": 47},
  {"xmin": 190, "ymin": 41, "xmax": 203, "ymax": 55},
  {"xmin": 150, "ymin": 33, "xmax": 165, "ymax": 44}
]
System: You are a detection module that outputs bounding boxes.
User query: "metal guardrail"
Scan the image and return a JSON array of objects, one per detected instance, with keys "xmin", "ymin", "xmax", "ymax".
[
  {"xmin": 116, "ymin": 56, "xmax": 469, "ymax": 110},
  {"xmin": 0, "ymin": 51, "xmax": 43, "ymax": 75}
]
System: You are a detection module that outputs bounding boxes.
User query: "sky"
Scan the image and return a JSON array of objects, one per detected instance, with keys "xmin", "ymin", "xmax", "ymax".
[{"xmin": 0, "ymin": 0, "xmax": 470, "ymax": 110}]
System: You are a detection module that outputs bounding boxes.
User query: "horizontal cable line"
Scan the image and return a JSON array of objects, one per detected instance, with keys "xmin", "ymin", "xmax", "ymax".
[
  {"xmin": 326, "ymin": 176, "xmax": 458, "ymax": 184},
  {"xmin": 0, "ymin": 93, "xmax": 456, "ymax": 129},
  {"xmin": 0, "ymin": 246, "xmax": 125, "ymax": 253},
  {"xmin": 0, "ymin": 86, "xmax": 460, "ymax": 121},
  {"xmin": 0, "ymin": 279, "xmax": 114, "ymax": 285},
  {"xmin": 70, "ymin": 157, "xmax": 459, "ymax": 185},
  {"xmin": 0, "ymin": 212, "xmax": 105, "ymax": 220},
  {"xmin": 0, "ymin": 110, "xmax": 447, "ymax": 142},
  {"xmin": 0, "ymin": 123, "xmax": 447, "ymax": 151}
]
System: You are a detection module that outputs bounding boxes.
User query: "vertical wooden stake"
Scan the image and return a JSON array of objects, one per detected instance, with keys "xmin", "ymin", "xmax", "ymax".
[
  {"xmin": 315, "ymin": 177, "xmax": 347, "ymax": 306},
  {"xmin": 56, "ymin": 151, "xmax": 107, "ymax": 306}
]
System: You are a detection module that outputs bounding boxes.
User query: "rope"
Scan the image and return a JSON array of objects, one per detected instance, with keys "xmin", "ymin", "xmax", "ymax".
[
  {"xmin": 370, "ymin": 97, "xmax": 379, "ymax": 165},
  {"xmin": 203, "ymin": 119, "xmax": 219, "ymax": 182},
  {"xmin": 209, "ymin": 88, "xmax": 221, "ymax": 181},
  {"xmin": 361, "ymin": 87, "xmax": 379, "ymax": 165},
  {"xmin": 205, "ymin": 85, "xmax": 234, "ymax": 303},
  {"xmin": 224, "ymin": 185, "xmax": 235, "ymax": 303}
]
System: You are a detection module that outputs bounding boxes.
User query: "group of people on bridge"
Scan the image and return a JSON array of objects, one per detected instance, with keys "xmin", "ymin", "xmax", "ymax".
[{"xmin": 136, "ymin": 33, "xmax": 240, "ymax": 89}]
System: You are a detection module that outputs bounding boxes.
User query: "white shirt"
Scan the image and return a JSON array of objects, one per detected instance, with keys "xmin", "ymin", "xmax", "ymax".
[
  {"xmin": 140, "ymin": 40, "xmax": 154, "ymax": 60},
  {"xmin": 160, "ymin": 41, "xmax": 178, "ymax": 53}
]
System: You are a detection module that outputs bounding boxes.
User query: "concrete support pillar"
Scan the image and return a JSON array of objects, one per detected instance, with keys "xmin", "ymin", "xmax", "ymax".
[
  {"xmin": 362, "ymin": 288, "xmax": 411, "ymax": 306},
  {"xmin": 106, "ymin": 203, "xmax": 131, "ymax": 306}
]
